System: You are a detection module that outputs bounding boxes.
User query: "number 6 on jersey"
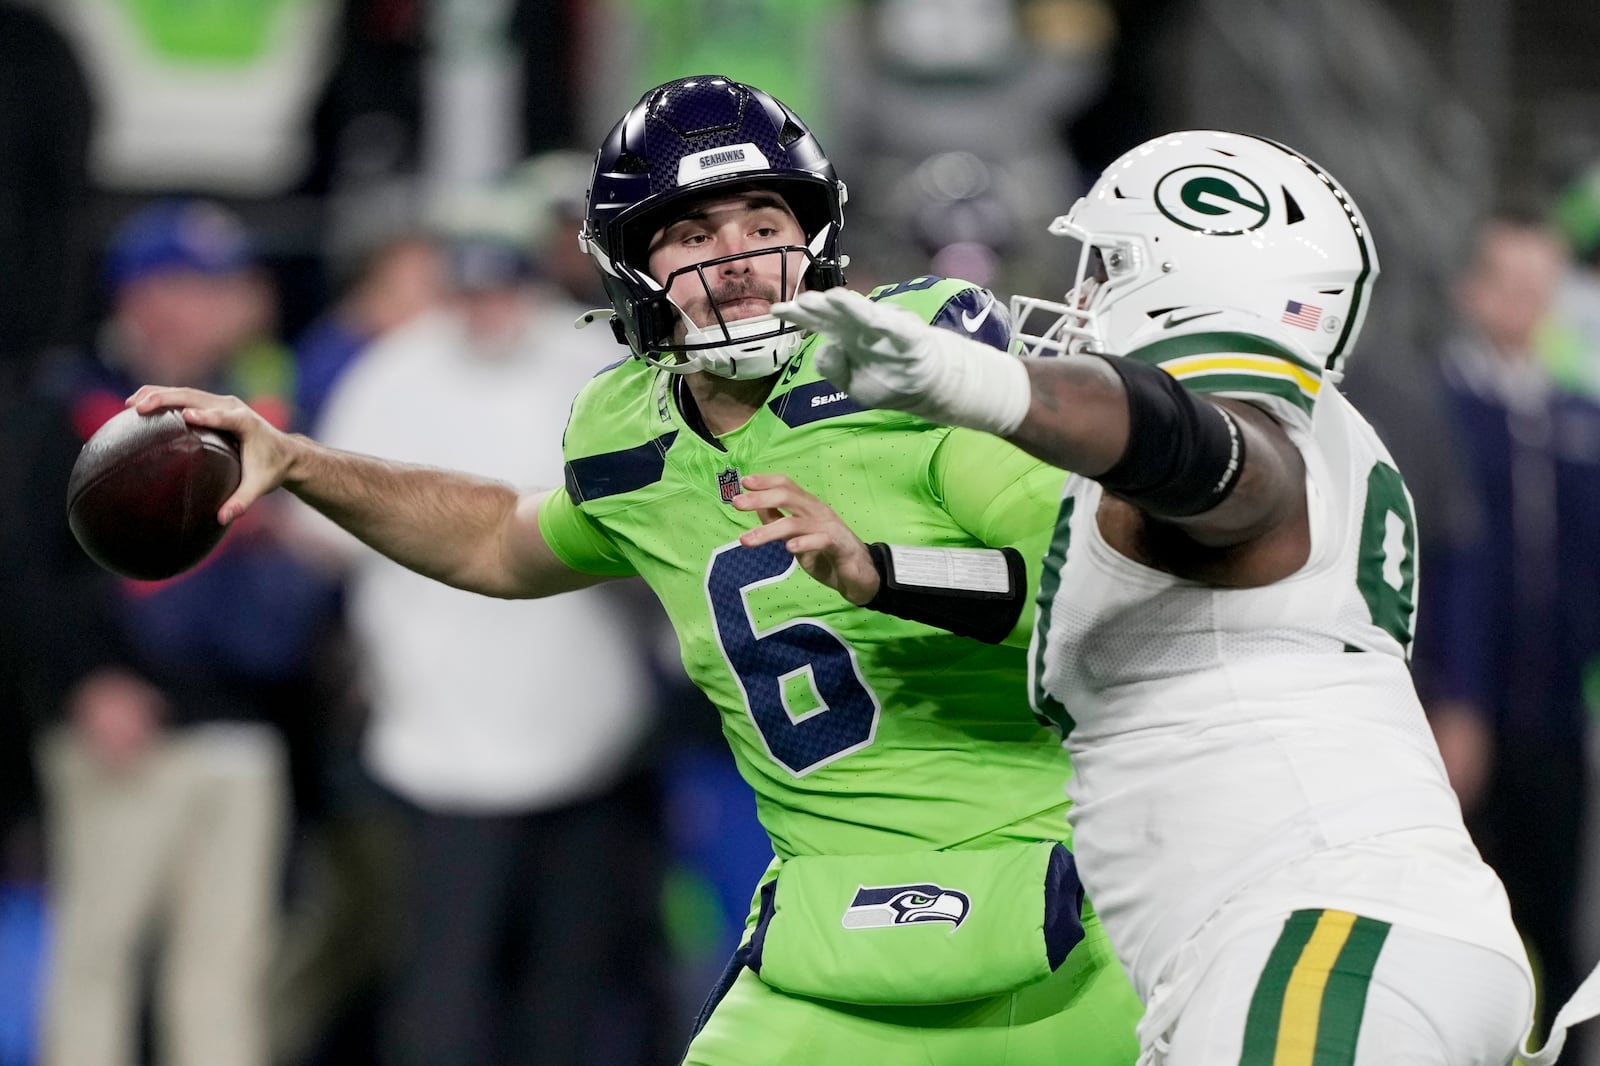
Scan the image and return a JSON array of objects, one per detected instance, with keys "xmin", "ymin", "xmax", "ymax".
[{"xmin": 707, "ymin": 541, "xmax": 882, "ymax": 776}]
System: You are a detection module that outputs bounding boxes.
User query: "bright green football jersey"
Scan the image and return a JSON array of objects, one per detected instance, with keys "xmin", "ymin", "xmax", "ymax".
[{"xmin": 540, "ymin": 278, "xmax": 1073, "ymax": 859}]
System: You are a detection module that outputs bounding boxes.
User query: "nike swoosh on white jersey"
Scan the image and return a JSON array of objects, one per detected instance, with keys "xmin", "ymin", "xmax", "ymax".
[{"xmin": 961, "ymin": 298, "xmax": 995, "ymax": 332}]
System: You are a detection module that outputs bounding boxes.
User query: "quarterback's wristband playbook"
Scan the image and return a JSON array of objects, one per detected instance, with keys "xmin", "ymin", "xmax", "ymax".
[
  {"xmin": 1095, "ymin": 353, "xmax": 1246, "ymax": 518},
  {"xmin": 744, "ymin": 841, "xmax": 1085, "ymax": 1005},
  {"xmin": 864, "ymin": 542, "xmax": 1027, "ymax": 644}
]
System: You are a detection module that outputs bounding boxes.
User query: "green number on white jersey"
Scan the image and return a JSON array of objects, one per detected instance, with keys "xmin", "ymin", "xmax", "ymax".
[{"xmin": 1356, "ymin": 462, "xmax": 1418, "ymax": 655}]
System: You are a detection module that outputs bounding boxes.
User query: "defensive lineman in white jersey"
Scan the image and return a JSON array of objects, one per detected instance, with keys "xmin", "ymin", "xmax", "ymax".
[
  {"xmin": 769, "ymin": 131, "xmax": 1600, "ymax": 1065},
  {"xmin": 1023, "ymin": 310, "xmax": 1530, "ymax": 1063}
]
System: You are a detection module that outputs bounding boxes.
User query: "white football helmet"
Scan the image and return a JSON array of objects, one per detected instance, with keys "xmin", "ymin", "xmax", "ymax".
[{"xmin": 1010, "ymin": 131, "xmax": 1378, "ymax": 373}]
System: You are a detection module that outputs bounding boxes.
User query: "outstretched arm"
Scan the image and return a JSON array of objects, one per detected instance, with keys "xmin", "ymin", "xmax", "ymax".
[
  {"xmin": 774, "ymin": 289, "xmax": 1306, "ymax": 556},
  {"xmin": 128, "ymin": 386, "xmax": 606, "ymax": 599},
  {"xmin": 1007, "ymin": 357, "xmax": 1304, "ymax": 549}
]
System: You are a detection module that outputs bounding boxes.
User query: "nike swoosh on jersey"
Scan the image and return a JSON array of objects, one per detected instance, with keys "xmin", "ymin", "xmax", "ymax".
[
  {"xmin": 1162, "ymin": 310, "xmax": 1223, "ymax": 329},
  {"xmin": 961, "ymin": 298, "xmax": 995, "ymax": 332}
]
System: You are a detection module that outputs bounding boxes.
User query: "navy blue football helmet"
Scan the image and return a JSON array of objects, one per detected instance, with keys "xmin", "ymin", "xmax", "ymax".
[{"xmin": 579, "ymin": 75, "xmax": 848, "ymax": 379}]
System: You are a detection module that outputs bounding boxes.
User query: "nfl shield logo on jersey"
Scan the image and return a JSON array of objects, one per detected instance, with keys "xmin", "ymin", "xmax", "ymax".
[{"xmin": 717, "ymin": 467, "xmax": 742, "ymax": 504}]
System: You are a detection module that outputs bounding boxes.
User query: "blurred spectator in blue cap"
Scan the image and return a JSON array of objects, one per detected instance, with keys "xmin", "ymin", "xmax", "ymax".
[
  {"xmin": 104, "ymin": 199, "xmax": 258, "ymax": 291},
  {"xmin": 0, "ymin": 195, "xmax": 342, "ymax": 1066},
  {"xmin": 93, "ymin": 199, "xmax": 293, "ymax": 411}
]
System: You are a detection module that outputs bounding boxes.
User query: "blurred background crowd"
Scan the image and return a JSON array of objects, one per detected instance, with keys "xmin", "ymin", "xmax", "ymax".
[{"xmin": 1, "ymin": 0, "xmax": 1600, "ymax": 1064}]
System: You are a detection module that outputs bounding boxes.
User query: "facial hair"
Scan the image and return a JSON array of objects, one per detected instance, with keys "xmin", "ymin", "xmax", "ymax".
[{"xmin": 686, "ymin": 275, "xmax": 782, "ymax": 329}]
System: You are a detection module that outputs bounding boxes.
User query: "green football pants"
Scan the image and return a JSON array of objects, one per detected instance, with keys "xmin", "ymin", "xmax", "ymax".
[{"xmin": 682, "ymin": 915, "xmax": 1142, "ymax": 1066}]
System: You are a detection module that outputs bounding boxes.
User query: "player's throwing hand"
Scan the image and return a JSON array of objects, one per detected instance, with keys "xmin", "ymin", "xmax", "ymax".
[
  {"xmin": 733, "ymin": 473, "xmax": 882, "ymax": 605},
  {"xmin": 127, "ymin": 385, "xmax": 295, "ymax": 525}
]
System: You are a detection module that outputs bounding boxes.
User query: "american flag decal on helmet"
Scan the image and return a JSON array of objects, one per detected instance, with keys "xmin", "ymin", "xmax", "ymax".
[
  {"xmin": 718, "ymin": 467, "xmax": 742, "ymax": 504},
  {"xmin": 1281, "ymin": 300, "xmax": 1323, "ymax": 330}
]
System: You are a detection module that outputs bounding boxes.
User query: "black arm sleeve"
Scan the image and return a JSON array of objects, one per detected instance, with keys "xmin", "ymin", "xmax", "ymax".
[{"xmin": 1094, "ymin": 354, "xmax": 1246, "ymax": 518}]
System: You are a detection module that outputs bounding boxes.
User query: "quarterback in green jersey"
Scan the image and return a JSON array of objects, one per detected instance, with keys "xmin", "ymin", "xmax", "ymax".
[{"xmin": 126, "ymin": 76, "xmax": 1140, "ymax": 1064}]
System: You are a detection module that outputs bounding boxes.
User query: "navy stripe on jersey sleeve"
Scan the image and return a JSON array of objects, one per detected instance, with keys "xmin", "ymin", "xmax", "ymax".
[
  {"xmin": 564, "ymin": 431, "xmax": 676, "ymax": 502},
  {"xmin": 770, "ymin": 379, "xmax": 866, "ymax": 427},
  {"xmin": 928, "ymin": 286, "xmax": 1011, "ymax": 352}
]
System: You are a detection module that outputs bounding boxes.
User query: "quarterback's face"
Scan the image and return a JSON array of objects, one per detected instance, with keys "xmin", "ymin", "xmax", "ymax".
[{"xmin": 646, "ymin": 192, "xmax": 808, "ymax": 333}]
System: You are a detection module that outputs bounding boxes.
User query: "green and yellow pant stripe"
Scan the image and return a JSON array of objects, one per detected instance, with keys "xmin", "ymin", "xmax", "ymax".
[{"xmin": 1239, "ymin": 909, "xmax": 1392, "ymax": 1066}]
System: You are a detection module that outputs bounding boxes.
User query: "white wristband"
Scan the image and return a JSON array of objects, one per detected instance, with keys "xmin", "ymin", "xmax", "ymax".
[{"xmin": 918, "ymin": 329, "xmax": 1033, "ymax": 437}]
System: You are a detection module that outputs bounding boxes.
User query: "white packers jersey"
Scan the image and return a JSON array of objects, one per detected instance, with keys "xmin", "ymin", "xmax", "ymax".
[{"xmin": 1028, "ymin": 314, "xmax": 1529, "ymax": 1008}]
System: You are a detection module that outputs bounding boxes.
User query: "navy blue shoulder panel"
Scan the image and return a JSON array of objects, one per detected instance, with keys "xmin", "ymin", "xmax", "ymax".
[
  {"xmin": 564, "ymin": 431, "xmax": 677, "ymax": 503},
  {"xmin": 770, "ymin": 378, "xmax": 866, "ymax": 428},
  {"xmin": 928, "ymin": 286, "xmax": 1012, "ymax": 353}
]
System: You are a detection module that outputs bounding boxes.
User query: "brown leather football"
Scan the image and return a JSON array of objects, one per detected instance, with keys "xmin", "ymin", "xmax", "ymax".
[{"xmin": 66, "ymin": 407, "xmax": 242, "ymax": 581}]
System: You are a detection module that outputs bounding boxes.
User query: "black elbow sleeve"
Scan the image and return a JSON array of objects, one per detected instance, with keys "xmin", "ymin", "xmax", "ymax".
[{"xmin": 1094, "ymin": 354, "xmax": 1246, "ymax": 518}]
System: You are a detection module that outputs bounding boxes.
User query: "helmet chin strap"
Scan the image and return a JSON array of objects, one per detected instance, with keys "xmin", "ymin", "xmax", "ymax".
[
  {"xmin": 675, "ymin": 314, "xmax": 805, "ymax": 379},
  {"xmin": 640, "ymin": 311, "xmax": 805, "ymax": 379},
  {"xmin": 652, "ymin": 255, "xmax": 811, "ymax": 378}
]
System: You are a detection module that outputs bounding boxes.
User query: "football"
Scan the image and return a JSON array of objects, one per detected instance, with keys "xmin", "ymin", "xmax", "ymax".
[{"xmin": 66, "ymin": 406, "xmax": 242, "ymax": 581}]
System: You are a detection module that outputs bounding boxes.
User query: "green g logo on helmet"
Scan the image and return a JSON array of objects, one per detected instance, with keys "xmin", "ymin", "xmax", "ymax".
[{"xmin": 1155, "ymin": 166, "xmax": 1270, "ymax": 234}]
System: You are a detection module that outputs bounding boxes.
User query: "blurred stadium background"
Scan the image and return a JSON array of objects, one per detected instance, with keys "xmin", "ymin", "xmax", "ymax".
[{"xmin": 3, "ymin": 1, "xmax": 1600, "ymax": 1064}]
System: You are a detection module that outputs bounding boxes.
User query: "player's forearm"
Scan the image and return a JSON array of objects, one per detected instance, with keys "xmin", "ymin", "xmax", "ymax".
[
  {"xmin": 281, "ymin": 434, "xmax": 527, "ymax": 596},
  {"xmin": 1004, "ymin": 357, "xmax": 1131, "ymax": 476},
  {"xmin": 1012, "ymin": 356, "xmax": 1301, "ymax": 549}
]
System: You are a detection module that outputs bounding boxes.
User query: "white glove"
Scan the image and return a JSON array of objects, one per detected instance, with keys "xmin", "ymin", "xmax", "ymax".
[{"xmin": 773, "ymin": 288, "xmax": 1032, "ymax": 436}]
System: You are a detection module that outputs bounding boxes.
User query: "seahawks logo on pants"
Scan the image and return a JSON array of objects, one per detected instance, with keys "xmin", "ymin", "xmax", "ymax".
[{"xmin": 841, "ymin": 884, "xmax": 971, "ymax": 930}]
